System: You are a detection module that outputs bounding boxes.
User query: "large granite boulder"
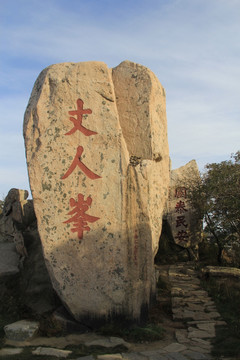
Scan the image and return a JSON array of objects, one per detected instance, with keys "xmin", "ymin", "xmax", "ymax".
[
  {"xmin": 23, "ymin": 60, "xmax": 169, "ymax": 323},
  {"xmin": 166, "ymin": 160, "xmax": 202, "ymax": 259}
]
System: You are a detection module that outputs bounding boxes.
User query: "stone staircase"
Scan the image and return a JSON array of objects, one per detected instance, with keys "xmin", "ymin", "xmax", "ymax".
[
  {"xmin": 169, "ymin": 262, "xmax": 227, "ymax": 357},
  {"xmin": 1, "ymin": 262, "xmax": 228, "ymax": 359}
]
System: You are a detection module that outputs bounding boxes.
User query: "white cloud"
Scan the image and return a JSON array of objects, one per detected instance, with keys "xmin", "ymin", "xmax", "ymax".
[{"xmin": 0, "ymin": 0, "xmax": 240, "ymax": 190}]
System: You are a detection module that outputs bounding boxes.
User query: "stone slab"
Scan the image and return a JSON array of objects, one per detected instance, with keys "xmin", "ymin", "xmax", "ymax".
[
  {"xmin": 145, "ymin": 355, "xmax": 169, "ymax": 360},
  {"xmin": 187, "ymin": 320, "xmax": 216, "ymax": 325},
  {"xmin": 171, "ymin": 288, "xmax": 185, "ymax": 297},
  {"xmin": 97, "ymin": 354, "xmax": 123, "ymax": 360},
  {"xmin": 171, "ymin": 283, "xmax": 200, "ymax": 290},
  {"xmin": 163, "ymin": 342, "xmax": 187, "ymax": 353},
  {"xmin": 139, "ymin": 350, "xmax": 167, "ymax": 356},
  {"xmin": 214, "ymin": 320, "xmax": 227, "ymax": 326},
  {"xmin": 195, "ymin": 323, "xmax": 216, "ymax": 332},
  {"xmin": 4, "ymin": 320, "xmax": 39, "ymax": 341},
  {"xmin": 122, "ymin": 353, "xmax": 148, "ymax": 360},
  {"xmin": 32, "ymin": 347, "xmax": 72, "ymax": 358},
  {"xmin": 0, "ymin": 348, "xmax": 23, "ymax": 356},
  {"xmin": 178, "ymin": 297, "xmax": 206, "ymax": 304},
  {"xmin": 186, "ymin": 290, "xmax": 209, "ymax": 297},
  {"xmin": 175, "ymin": 329, "xmax": 191, "ymax": 344},
  {"xmin": 190, "ymin": 338, "xmax": 212, "ymax": 350},
  {"xmin": 182, "ymin": 350, "xmax": 210, "ymax": 360},
  {"xmin": 172, "ymin": 311, "xmax": 184, "ymax": 320},
  {"xmin": 186, "ymin": 304, "xmax": 205, "ymax": 312},
  {"xmin": 167, "ymin": 353, "xmax": 190, "ymax": 360},
  {"xmin": 188, "ymin": 329, "xmax": 215, "ymax": 339},
  {"xmin": 73, "ymin": 357, "xmax": 95, "ymax": 360},
  {"xmin": 85, "ymin": 337, "xmax": 129, "ymax": 349},
  {"xmin": 183, "ymin": 310, "xmax": 219, "ymax": 321},
  {"xmin": 187, "ymin": 346, "xmax": 210, "ymax": 354}
]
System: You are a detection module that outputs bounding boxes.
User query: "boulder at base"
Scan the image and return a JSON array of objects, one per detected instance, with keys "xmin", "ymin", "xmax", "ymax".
[
  {"xmin": 23, "ymin": 60, "xmax": 169, "ymax": 323},
  {"xmin": 4, "ymin": 320, "xmax": 40, "ymax": 341}
]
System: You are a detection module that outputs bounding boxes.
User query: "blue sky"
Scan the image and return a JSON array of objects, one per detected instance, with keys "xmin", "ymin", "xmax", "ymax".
[{"xmin": 0, "ymin": 0, "xmax": 240, "ymax": 197}]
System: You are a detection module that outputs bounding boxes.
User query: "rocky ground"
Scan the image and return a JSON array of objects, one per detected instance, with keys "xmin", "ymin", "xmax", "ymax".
[{"xmin": 1, "ymin": 262, "xmax": 238, "ymax": 360}]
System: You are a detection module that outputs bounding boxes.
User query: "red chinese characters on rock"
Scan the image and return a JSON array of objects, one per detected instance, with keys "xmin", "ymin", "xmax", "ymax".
[
  {"xmin": 61, "ymin": 146, "xmax": 101, "ymax": 180},
  {"xmin": 174, "ymin": 187, "xmax": 189, "ymax": 244},
  {"xmin": 62, "ymin": 98, "xmax": 101, "ymax": 240},
  {"xmin": 64, "ymin": 194, "xmax": 100, "ymax": 240},
  {"xmin": 175, "ymin": 230, "xmax": 189, "ymax": 242},
  {"xmin": 176, "ymin": 215, "xmax": 188, "ymax": 228},
  {"xmin": 65, "ymin": 98, "xmax": 98, "ymax": 136},
  {"xmin": 175, "ymin": 200, "xmax": 188, "ymax": 214},
  {"xmin": 175, "ymin": 187, "xmax": 187, "ymax": 199}
]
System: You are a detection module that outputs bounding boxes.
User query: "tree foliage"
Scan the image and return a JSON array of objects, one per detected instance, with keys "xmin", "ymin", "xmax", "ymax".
[{"xmin": 188, "ymin": 151, "xmax": 240, "ymax": 264}]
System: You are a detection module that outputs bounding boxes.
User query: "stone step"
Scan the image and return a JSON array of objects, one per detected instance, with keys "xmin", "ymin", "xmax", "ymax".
[{"xmin": 168, "ymin": 262, "xmax": 227, "ymax": 358}]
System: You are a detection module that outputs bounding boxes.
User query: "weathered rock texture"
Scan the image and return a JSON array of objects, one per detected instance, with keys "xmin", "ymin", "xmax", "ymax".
[
  {"xmin": 0, "ymin": 188, "xmax": 34, "ymax": 242},
  {"xmin": 23, "ymin": 60, "xmax": 169, "ymax": 322},
  {"xmin": 0, "ymin": 188, "xmax": 33, "ymax": 272},
  {"xmin": 0, "ymin": 242, "xmax": 19, "ymax": 277},
  {"xmin": 0, "ymin": 188, "xmax": 58, "ymax": 315},
  {"xmin": 166, "ymin": 160, "xmax": 202, "ymax": 258}
]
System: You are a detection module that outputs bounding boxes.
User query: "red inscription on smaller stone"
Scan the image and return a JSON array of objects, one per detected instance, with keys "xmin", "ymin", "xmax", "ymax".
[
  {"xmin": 64, "ymin": 193, "xmax": 100, "ymax": 240},
  {"xmin": 175, "ymin": 230, "xmax": 189, "ymax": 242},
  {"xmin": 175, "ymin": 200, "xmax": 188, "ymax": 214},
  {"xmin": 175, "ymin": 187, "xmax": 187, "ymax": 199},
  {"xmin": 176, "ymin": 215, "xmax": 188, "ymax": 228},
  {"xmin": 61, "ymin": 146, "xmax": 101, "ymax": 180},
  {"xmin": 65, "ymin": 98, "xmax": 97, "ymax": 136}
]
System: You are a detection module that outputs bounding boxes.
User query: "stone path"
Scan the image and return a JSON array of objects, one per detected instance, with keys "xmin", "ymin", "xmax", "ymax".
[
  {"xmin": 88, "ymin": 263, "xmax": 227, "ymax": 360},
  {"xmin": 168, "ymin": 262, "xmax": 226, "ymax": 358},
  {"xmin": 1, "ymin": 262, "xmax": 228, "ymax": 359}
]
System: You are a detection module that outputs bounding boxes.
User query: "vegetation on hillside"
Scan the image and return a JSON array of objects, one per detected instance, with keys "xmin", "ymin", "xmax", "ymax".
[
  {"xmin": 188, "ymin": 151, "xmax": 240, "ymax": 265},
  {"xmin": 201, "ymin": 276, "xmax": 240, "ymax": 357},
  {"xmin": 186, "ymin": 152, "xmax": 240, "ymax": 356}
]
